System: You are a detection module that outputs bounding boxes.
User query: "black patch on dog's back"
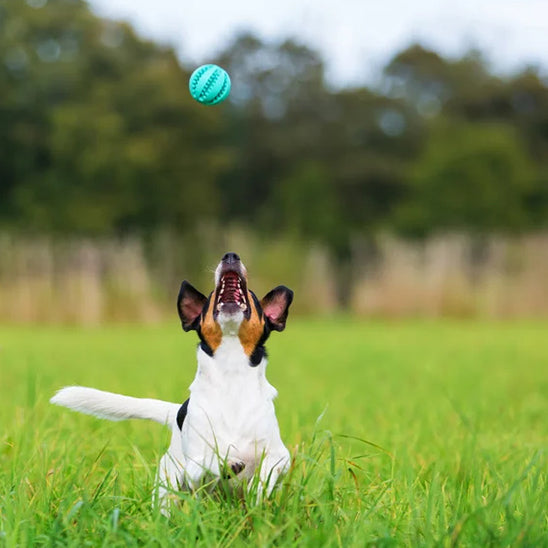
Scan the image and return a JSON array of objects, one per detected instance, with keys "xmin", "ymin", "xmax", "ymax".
[{"xmin": 176, "ymin": 399, "xmax": 189, "ymax": 430}]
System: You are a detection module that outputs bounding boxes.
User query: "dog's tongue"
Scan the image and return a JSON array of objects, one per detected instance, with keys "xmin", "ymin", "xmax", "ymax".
[
  {"xmin": 223, "ymin": 274, "xmax": 240, "ymax": 303},
  {"xmin": 220, "ymin": 272, "xmax": 241, "ymax": 303}
]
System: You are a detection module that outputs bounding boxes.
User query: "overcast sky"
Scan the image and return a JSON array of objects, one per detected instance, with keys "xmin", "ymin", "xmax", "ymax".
[{"xmin": 89, "ymin": 0, "xmax": 548, "ymax": 87}]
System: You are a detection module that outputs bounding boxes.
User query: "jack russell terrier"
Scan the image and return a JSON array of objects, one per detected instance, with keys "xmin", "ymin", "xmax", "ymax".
[{"xmin": 51, "ymin": 252, "xmax": 293, "ymax": 512}]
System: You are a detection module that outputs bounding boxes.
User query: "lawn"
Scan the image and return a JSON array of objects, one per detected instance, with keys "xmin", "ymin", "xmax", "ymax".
[{"xmin": 0, "ymin": 319, "xmax": 546, "ymax": 546}]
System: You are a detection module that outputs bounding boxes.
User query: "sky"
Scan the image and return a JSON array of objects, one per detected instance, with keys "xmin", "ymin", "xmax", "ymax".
[{"xmin": 88, "ymin": 0, "xmax": 548, "ymax": 87}]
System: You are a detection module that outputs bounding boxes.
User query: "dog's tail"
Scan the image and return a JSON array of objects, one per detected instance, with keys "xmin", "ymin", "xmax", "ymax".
[{"xmin": 50, "ymin": 386, "xmax": 180, "ymax": 427}]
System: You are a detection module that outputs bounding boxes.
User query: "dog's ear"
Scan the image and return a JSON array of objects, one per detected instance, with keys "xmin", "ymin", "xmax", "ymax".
[
  {"xmin": 177, "ymin": 281, "xmax": 207, "ymax": 331},
  {"xmin": 261, "ymin": 286, "xmax": 294, "ymax": 332}
]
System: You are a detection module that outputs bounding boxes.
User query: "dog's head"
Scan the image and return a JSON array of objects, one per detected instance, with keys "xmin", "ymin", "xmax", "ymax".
[{"xmin": 177, "ymin": 253, "xmax": 293, "ymax": 366}]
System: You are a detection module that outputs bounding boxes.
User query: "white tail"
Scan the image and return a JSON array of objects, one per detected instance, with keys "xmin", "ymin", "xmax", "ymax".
[{"xmin": 50, "ymin": 386, "xmax": 180, "ymax": 427}]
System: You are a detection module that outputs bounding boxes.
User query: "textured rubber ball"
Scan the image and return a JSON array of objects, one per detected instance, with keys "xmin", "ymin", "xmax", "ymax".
[{"xmin": 189, "ymin": 64, "xmax": 231, "ymax": 105}]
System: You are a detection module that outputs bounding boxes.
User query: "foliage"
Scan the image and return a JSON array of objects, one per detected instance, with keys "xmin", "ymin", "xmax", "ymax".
[
  {"xmin": 0, "ymin": 0, "xmax": 227, "ymax": 232},
  {"xmin": 397, "ymin": 121, "xmax": 538, "ymax": 234},
  {"xmin": 1, "ymin": 1, "xmax": 548, "ymax": 251},
  {"xmin": 1, "ymin": 320, "xmax": 547, "ymax": 545}
]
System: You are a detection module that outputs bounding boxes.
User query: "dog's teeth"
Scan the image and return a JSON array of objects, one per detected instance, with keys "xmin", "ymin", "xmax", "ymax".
[{"xmin": 240, "ymin": 303, "xmax": 247, "ymax": 310}]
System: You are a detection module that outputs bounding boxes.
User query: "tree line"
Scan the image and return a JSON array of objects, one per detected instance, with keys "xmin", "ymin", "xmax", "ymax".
[{"xmin": 1, "ymin": 0, "xmax": 547, "ymax": 258}]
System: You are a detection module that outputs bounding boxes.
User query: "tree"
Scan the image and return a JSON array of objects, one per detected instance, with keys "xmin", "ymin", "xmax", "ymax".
[
  {"xmin": 1, "ymin": 4, "xmax": 548, "ymax": 246},
  {"xmin": 396, "ymin": 121, "xmax": 538, "ymax": 234},
  {"xmin": 0, "ymin": 0, "xmax": 231, "ymax": 232}
]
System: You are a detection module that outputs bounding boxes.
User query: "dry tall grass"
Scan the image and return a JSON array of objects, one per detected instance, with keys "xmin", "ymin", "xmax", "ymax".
[
  {"xmin": 352, "ymin": 233, "xmax": 548, "ymax": 318},
  {"xmin": 1, "ymin": 230, "xmax": 547, "ymax": 323}
]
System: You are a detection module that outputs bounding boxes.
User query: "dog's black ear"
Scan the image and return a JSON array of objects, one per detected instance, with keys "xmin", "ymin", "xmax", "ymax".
[
  {"xmin": 177, "ymin": 281, "xmax": 207, "ymax": 331},
  {"xmin": 261, "ymin": 286, "xmax": 294, "ymax": 332}
]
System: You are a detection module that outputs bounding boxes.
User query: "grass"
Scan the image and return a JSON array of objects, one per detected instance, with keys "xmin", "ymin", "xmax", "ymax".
[{"xmin": 0, "ymin": 319, "xmax": 546, "ymax": 546}]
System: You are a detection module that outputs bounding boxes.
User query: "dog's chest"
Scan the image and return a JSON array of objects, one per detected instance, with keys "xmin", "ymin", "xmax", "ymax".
[{"xmin": 183, "ymin": 342, "xmax": 279, "ymax": 460}]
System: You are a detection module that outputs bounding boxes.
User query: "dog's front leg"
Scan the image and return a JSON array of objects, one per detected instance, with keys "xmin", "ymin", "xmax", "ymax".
[
  {"xmin": 156, "ymin": 451, "xmax": 186, "ymax": 516},
  {"xmin": 256, "ymin": 447, "xmax": 291, "ymax": 499}
]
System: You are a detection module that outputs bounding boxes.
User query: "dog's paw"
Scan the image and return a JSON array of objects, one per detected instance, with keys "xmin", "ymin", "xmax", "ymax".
[{"xmin": 222, "ymin": 460, "xmax": 246, "ymax": 479}]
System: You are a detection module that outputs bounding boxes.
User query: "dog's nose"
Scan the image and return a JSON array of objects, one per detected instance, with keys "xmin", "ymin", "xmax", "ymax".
[{"xmin": 222, "ymin": 252, "xmax": 240, "ymax": 263}]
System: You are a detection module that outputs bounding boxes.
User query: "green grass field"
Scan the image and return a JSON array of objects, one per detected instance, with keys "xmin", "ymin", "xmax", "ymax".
[{"xmin": 1, "ymin": 320, "xmax": 546, "ymax": 546}]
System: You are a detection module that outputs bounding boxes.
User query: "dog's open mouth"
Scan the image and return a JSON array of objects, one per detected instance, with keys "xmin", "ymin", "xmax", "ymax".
[{"xmin": 215, "ymin": 270, "xmax": 249, "ymax": 317}]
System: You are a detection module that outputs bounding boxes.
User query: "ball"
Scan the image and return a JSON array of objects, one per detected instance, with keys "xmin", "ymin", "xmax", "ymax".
[{"xmin": 189, "ymin": 64, "xmax": 231, "ymax": 106}]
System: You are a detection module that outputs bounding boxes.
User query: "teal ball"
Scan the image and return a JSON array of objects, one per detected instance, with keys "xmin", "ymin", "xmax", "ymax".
[{"xmin": 189, "ymin": 64, "xmax": 231, "ymax": 105}]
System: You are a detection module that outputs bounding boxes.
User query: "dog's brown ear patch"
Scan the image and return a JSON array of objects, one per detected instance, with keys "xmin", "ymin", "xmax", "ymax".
[
  {"xmin": 200, "ymin": 298, "xmax": 223, "ymax": 353},
  {"xmin": 177, "ymin": 281, "xmax": 207, "ymax": 331},
  {"xmin": 261, "ymin": 286, "xmax": 294, "ymax": 332},
  {"xmin": 238, "ymin": 293, "xmax": 266, "ymax": 357}
]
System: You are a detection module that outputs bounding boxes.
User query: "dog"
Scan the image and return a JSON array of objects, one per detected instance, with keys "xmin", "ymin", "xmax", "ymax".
[{"xmin": 51, "ymin": 252, "xmax": 293, "ymax": 512}]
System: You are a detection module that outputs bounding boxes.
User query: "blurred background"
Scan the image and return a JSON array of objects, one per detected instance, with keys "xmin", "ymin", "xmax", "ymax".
[{"xmin": 1, "ymin": 0, "xmax": 548, "ymax": 323}]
